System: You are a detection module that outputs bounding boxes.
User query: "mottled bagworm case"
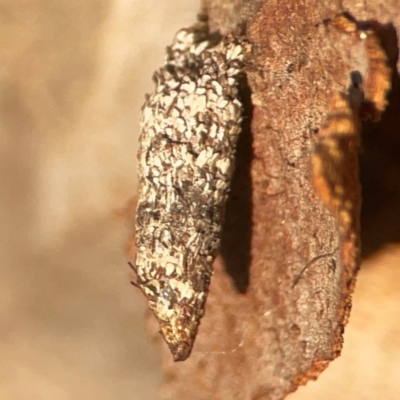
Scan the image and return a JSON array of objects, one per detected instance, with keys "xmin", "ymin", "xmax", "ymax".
[{"xmin": 134, "ymin": 18, "xmax": 244, "ymax": 361}]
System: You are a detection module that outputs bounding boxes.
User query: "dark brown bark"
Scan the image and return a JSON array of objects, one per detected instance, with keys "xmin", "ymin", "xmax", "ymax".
[{"xmin": 134, "ymin": 1, "xmax": 400, "ymax": 399}]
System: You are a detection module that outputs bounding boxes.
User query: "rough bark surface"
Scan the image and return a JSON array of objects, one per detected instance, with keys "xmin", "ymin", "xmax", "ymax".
[{"xmin": 137, "ymin": 1, "xmax": 400, "ymax": 399}]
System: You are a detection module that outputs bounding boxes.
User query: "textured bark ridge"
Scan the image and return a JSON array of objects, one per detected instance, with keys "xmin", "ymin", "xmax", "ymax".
[{"xmin": 134, "ymin": 1, "xmax": 397, "ymax": 399}]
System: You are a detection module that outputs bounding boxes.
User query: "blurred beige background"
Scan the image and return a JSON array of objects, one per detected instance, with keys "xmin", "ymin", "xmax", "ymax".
[
  {"xmin": 1, "ymin": 1, "xmax": 399, "ymax": 399},
  {"xmin": 0, "ymin": 1, "xmax": 198, "ymax": 399}
]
